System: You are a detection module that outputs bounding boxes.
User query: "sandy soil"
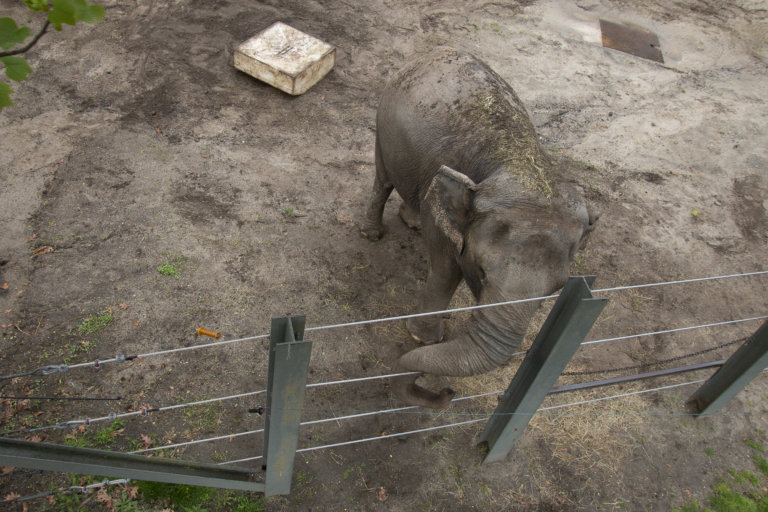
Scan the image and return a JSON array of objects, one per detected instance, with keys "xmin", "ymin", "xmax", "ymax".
[{"xmin": 1, "ymin": 0, "xmax": 767, "ymax": 510}]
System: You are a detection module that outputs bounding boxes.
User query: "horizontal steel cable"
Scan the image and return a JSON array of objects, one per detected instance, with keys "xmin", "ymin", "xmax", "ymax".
[
  {"xmin": 130, "ymin": 428, "xmax": 265, "ymax": 454},
  {"xmin": 539, "ymin": 379, "xmax": 706, "ymax": 411},
  {"xmin": 306, "ymin": 371, "xmax": 419, "ymax": 388},
  {"xmin": 1, "ymin": 389, "xmax": 267, "ymax": 437},
  {"xmin": 67, "ymin": 333, "xmax": 269, "ymax": 370},
  {"xmin": 0, "ymin": 335, "xmax": 269, "ymax": 381},
  {"xmin": 581, "ymin": 316, "xmax": 768, "ymax": 348},
  {"xmin": 5, "ymin": 478, "xmax": 131, "ymax": 504},
  {"xmin": 592, "ymin": 270, "xmax": 768, "ymax": 294}
]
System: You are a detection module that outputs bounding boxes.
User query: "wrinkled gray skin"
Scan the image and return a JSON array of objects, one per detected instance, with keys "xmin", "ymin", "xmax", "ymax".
[{"xmin": 362, "ymin": 47, "xmax": 596, "ymax": 409}]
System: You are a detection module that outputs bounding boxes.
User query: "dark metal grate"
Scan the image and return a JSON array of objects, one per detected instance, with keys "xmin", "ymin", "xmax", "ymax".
[{"xmin": 600, "ymin": 19, "xmax": 664, "ymax": 63}]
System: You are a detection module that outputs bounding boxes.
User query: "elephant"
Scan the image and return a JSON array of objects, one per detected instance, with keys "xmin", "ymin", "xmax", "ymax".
[{"xmin": 361, "ymin": 47, "xmax": 596, "ymax": 409}]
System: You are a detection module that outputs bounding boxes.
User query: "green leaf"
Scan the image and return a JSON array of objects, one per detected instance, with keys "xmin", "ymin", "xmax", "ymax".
[
  {"xmin": 48, "ymin": 0, "xmax": 105, "ymax": 30},
  {"xmin": 23, "ymin": 0, "xmax": 50, "ymax": 12},
  {"xmin": 0, "ymin": 18, "xmax": 31, "ymax": 50},
  {"xmin": 0, "ymin": 82, "xmax": 13, "ymax": 109},
  {"xmin": 1, "ymin": 56, "xmax": 33, "ymax": 82}
]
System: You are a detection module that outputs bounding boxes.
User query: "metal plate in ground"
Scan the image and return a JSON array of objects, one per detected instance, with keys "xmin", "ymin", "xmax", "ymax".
[{"xmin": 600, "ymin": 19, "xmax": 664, "ymax": 63}]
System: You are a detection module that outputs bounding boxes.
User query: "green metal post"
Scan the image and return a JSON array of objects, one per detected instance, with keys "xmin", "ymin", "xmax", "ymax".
[
  {"xmin": 688, "ymin": 320, "xmax": 768, "ymax": 416},
  {"xmin": 262, "ymin": 315, "xmax": 312, "ymax": 497},
  {"xmin": 0, "ymin": 437, "xmax": 264, "ymax": 491},
  {"xmin": 478, "ymin": 276, "xmax": 608, "ymax": 464}
]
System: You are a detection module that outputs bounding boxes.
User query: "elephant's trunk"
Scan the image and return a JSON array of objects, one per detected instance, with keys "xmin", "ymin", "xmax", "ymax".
[{"xmin": 394, "ymin": 297, "xmax": 537, "ymax": 408}]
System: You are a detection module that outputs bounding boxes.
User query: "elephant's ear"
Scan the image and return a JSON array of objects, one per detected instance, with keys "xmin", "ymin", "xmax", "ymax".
[{"xmin": 424, "ymin": 165, "xmax": 477, "ymax": 254}]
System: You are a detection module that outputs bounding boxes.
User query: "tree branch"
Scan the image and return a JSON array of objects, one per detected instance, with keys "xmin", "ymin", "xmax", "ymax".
[{"xmin": 0, "ymin": 20, "xmax": 50, "ymax": 58}]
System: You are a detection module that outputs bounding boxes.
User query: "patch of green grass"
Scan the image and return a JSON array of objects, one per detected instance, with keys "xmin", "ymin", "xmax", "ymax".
[
  {"xmin": 753, "ymin": 454, "xmax": 768, "ymax": 478},
  {"xmin": 62, "ymin": 431, "xmax": 90, "ymax": 448},
  {"xmin": 709, "ymin": 482, "xmax": 763, "ymax": 510},
  {"xmin": 742, "ymin": 470, "xmax": 760, "ymax": 486},
  {"xmin": 746, "ymin": 440, "xmax": 765, "ymax": 452},
  {"xmin": 673, "ymin": 441, "xmax": 768, "ymax": 512},
  {"xmin": 281, "ymin": 206, "xmax": 297, "ymax": 218},
  {"xmin": 137, "ymin": 481, "xmax": 214, "ymax": 510},
  {"xmin": 725, "ymin": 468, "xmax": 759, "ymax": 486},
  {"xmin": 112, "ymin": 494, "xmax": 145, "ymax": 512},
  {"xmin": 293, "ymin": 470, "xmax": 316, "ymax": 502},
  {"xmin": 52, "ymin": 484, "xmax": 85, "ymax": 510},
  {"xmin": 157, "ymin": 254, "xmax": 185, "ymax": 279},
  {"xmin": 728, "ymin": 468, "xmax": 745, "ymax": 484},
  {"xmin": 52, "ymin": 478, "xmax": 263, "ymax": 512},
  {"xmin": 571, "ymin": 254, "xmax": 588, "ymax": 272},
  {"xmin": 64, "ymin": 338, "xmax": 97, "ymax": 363},
  {"xmin": 705, "ymin": 448, "xmax": 715, "ymax": 457},
  {"xmin": 63, "ymin": 419, "xmax": 126, "ymax": 449},
  {"xmin": 217, "ymin": 493, "xmax": 266, "ymax": 512},
  {"xmin": 93, "ymin": 419, "xmax": 126, "ymax": 447},
  {"xmin": 182, "ymin": 399, "xmax": 221, "ymax": 432},
  {"xmin": 78, "ymin": 309, "xmax": 113, "ymax": 335}
]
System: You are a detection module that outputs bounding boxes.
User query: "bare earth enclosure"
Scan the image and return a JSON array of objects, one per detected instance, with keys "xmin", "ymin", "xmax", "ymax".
[{"xmin": 1, "ymin": 0, "xmax": 767, "ymax": 510}]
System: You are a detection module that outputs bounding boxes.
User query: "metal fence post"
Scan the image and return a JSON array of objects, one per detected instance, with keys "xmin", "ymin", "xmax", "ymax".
[
  {"xmin": 0, "ymin": 437, "xmax": 264, "ymax": 491},
  {"xmin": 478, "ymin": 276, "xmax": 608, "ymax": 464},
  {"xmin": 262, "ymin": 315, "xmax": 312, "ymax": 497},
  {"xmin": 688, "ymin": 320, "xmax": 768, "ymax": 416}
]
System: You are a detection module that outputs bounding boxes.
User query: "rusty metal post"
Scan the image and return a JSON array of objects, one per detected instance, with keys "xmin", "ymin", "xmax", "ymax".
[{"xmin": 262, "ymin": 315, "xmax": 312, "ymax": 497}]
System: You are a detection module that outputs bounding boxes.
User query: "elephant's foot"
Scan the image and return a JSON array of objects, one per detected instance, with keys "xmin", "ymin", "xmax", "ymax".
[
  {"xmin": 398, "ymin": 202, "xmax": 421, "ymax": 230},
  {"xmin": 392, "ymin": 373, "xmax": 454, "ymax": 409},
  {"xmin": 360, "ymin": 220, "xmax": 385, "ymax": 241},
  {"xmin": 406, "ymin": 315, "xmax": 444, "ymax": 345}
]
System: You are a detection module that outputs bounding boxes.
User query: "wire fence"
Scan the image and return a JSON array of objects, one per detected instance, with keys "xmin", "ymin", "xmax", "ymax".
[
  {"xmin": 1, "ymin": 269, "xmax": 766, "ymax": 500},
  {"xmin": 1, "ymin": 322, "xmax": 756, "ymax": 439},
  {"xmin": 2, "ymin": 270, "xmax": 765, "ymax": 382},
  {"xmin": 220, "ymin": 375, "xmax": 716, "ymax": 466},
  {"xmin": 127, "ymin": 356, "xmax": 725, "ymax": 462}
]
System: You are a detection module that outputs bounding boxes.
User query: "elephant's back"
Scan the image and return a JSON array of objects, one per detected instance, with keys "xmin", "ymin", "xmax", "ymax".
[{"xmin": 376, "ymin": 47, "xmax": 547, "ymax": 205}]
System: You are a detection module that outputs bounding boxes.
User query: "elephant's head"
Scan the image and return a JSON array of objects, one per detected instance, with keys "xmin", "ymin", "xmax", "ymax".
[{"xmin": 395, "ymin": 165, "xmax": 596, "ymax": 408}]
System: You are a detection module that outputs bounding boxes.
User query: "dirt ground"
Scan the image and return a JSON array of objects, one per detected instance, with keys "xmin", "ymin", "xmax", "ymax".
[{"xmin": 1, "ymin": 0, "xmax": 768, "ymax": 510}]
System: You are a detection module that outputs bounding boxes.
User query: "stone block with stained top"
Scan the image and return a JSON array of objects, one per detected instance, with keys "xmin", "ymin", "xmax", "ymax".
[{"xmin": 234, "ymin": 22, "xmax": 336, "ymax": 96}]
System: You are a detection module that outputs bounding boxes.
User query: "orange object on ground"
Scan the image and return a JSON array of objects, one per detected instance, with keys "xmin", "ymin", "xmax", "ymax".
[{"xmin": 197, "ymin": 327, "xmax": 222, "ymax": 339}]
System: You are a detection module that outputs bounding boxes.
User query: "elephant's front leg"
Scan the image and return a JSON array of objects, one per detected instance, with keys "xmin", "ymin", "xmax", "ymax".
[{"xmin": 406, "ymin": 227, "xmax": 462, "ymax": 344}]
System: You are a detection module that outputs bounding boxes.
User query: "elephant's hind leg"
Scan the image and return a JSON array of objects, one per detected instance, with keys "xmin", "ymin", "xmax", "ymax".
[
  {"xmin": 361, "ymin": 176, "xmax": 393, "ymax": 240},
  {"xmin": 361, "ymin": 137, "xmax": 394, "ymax": 240}
]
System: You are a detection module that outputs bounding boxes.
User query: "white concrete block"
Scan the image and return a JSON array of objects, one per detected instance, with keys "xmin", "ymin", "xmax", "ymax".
[{"xmin": 234, "ymin": 22, "xmax": 336, "ymax": 96}]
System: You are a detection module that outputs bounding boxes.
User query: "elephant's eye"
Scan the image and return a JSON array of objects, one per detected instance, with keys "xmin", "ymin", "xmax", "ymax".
[{"xmin": 479, "ymin": 267, "xmax": 487, "ymax": 283}]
